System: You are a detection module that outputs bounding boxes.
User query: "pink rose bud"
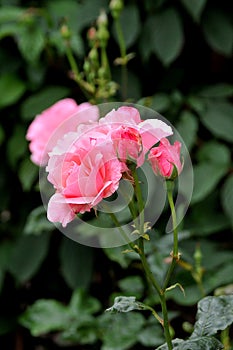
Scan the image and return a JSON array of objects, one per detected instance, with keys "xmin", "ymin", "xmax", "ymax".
[
  {"xmin": 111, "ymin": 125, "xmax": 143, "ymax": 164},
  {"xmin": 148, "ymin": 138, "xmax": 182, "ymax": 179},
  {"xmin": 87, "ymin": 27, "xmax": 97, "ymax": 41}
]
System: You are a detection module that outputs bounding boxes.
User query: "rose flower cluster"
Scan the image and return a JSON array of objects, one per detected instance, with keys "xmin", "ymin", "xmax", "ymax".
[{"xmin": 26, "ymin": 100, "xmax": 182, "ymax": 227}]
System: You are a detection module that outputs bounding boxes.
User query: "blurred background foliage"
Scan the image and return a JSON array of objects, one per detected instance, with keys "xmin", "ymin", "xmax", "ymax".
[{"xmin": 0, "ymin": 0, "xmax": 232, "ymax": 349}]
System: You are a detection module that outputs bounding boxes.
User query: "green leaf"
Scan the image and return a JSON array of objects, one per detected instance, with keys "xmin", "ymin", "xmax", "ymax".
[
  {"xmin": 0, "ymin": 74, "xmax": 26, "ymax": 108},
  {"xmin": 19, "ymin": 299, "xmax": 69, "ymax": 336},
  {"xmin": 106, "ymin": 296, "xmax": 147, "ymax": 313},
  {"xmin": 196, "ymin": 140, "xmax": 231, "ymax": 166},
  {"xmin": 200, "ymin": 102, "xmax": 233, "ymax": 143},
  {"xmin": 20, "ymin": 86, "xmax": 70, "ymax": 121},
  {"xmin": 138, "ymin": 93, "xmax": 171, "ymax": 113},
  {"xmin": 60, "ymin": 321, "xmax": 98, "ymax": 345},
  {"xmin": 189, "ymin": 194, "xmax": 230, "ymax": 236},
  {"xmin": 18, "ymin": 158, "xmax": 38, "ymax": 191},
  {"xmin": 176, "ymin": 110, "xmax": 198, "ymax": 150},
  {"xmin": 168, "ymin": 240, "xmax": 233, "ymax": 305},
  {"xmin": 203, "ymin": 262, "xmax": 233, "ymax": 296},
  {"xmin": 157, "ymin": 336, "xmax": 223, "ymax": 349},
  {"xmin": 202, "ymin": 9, "xmax": 233, "ymax": 56},
  {"xmin": 68, "ymin": 289, "xmax": 101, "ymax": 316},
  {"xmin": 103, "ymin": 245, "xmax": 136, "ymax": 268},
  {"xmin": 198, "ymin": 83, "xmax": 233, "ymax": 98},
  {"xmin": 23, "ymin": 206, "xmax": 54, "ymax": 235},
  {"xmin": 191, "ymin": 160, "xmax": 228, "ymax": 204},
  {"xmin": 0, "ymin": 6, "xmax": 24, "ymax": 23},
  {"xmin": 75, "ymin": 0, "xmax": 108, "ymax": 32},
  {"xmin": 138, "ymin": 322, "xmax": 164, "ymax": 347},
  {"xmin": 58, "ymin": 290, "xmax": 100, "ymax": 345},
  {"xmin": 147, "ymin": 8, "xmax": 184, "ymax": 65},
  {"xmin": 59, "ymin": 238, "xmax": 94, "ymax": 290},
  {"xmin": 20, "ymin": 289, "xmax": 101, "ymax": 340},
  {"xmin": 47, "ymin": 0, "xmax": 80, "ymax": 31},
  {"xmin": 221, "ymin": 174, "xmax": 233, "ymax": 228},
  {"xmin": 99, "ymin": 312, "xmax": 145, "ymax": 350},
  {"xmin": 191, "ymin": 166, "xmax": 220, "ymax": 204},
  {"xmin": 8, "ymin": 233, "xmax": 50, "ymax": 283},
  {"xmin": 0, "ymin": 23, "xmax": 20, "ymax": 39},
  {"xmin": 187, "ymin": 95, "xmax": 206, "ymax": 114},
  {"xmin": 191, "ymin": 295, "xmax": 233, "ymax": 338},
  {"xmin": 47, "ymin": 0, "xmax": 108, "ymax": 32},
  {"xmin": 180, "ymin": 0, "xmax": 207, "ymax": 22},
  {"xmin": 113, "ymin": 4, "xmax": 141, "ymax": 49},
  {"xmin": 7, "ymin": 125, "xmax": 27, "ymax": 168},
  {"xmin": 16, "ymin": 24, "xmax": 45, "ymax": 63},
  {"xmin": 118, "ymin": 276, "xmax": 144, "ymax": 299}
]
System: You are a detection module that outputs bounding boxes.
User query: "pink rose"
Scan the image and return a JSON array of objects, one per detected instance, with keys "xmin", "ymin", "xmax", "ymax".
[
  {"xmin": 45, "ymin": 106, "xmax": 175, "ymax": 226},
  {"xmin": 100, "ymin": 106, "xmax": 173, "ymax": 166},
  {"xmin": 47, "ymin": 130, "xmax": 123, "ymax": 227},
  {"xmin": 26, "ymin": 98, "xmax": 98, "ymax": 166},
  {"xmin": 148, "ymin": 138, "xmax": 182, "ymax": 179}
]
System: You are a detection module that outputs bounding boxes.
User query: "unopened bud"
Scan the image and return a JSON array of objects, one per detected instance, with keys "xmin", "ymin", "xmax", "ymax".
[
  {"xmin": 110, "ymin": 0, "xmax": 124, "ymax": 19},
  {"xmin": 83, "ymin": 60, "xmax": 91, "ymax": 74},
  {"xmin": 88, "ymin": 47, "xmax": 98, "ymax": 62},
  {"xmin": 97, "ymin": 10, "xmax": 108, "ymax": 27},
  {"xmin": 98, "ymin": 67, "xmax": 107, "ymax": 79},
  {"xmin": 87, "ymin": 27, "xmax": 97, "ymax": 42},
  {"xmin": 97, "ymin": 27, "xmax": 109, "ymax": 47},
  {"xmin": 61, "ymin": 24, "xmax": 71, "ymax": 40},
  {"xmin": 194, "ymin": 244, "xmax": 202, "ymax": 266}
]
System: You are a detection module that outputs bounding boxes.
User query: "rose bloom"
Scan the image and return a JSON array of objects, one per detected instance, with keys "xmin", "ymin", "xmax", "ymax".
[
  {"xmin": 26, "ymin": 98, "xmax": 98, "ymax": 166},
  {"xmin": 46, "ymin": 129, "xmax": 123, "ymax": 227},
  {"xmin": 148, "ymin": 138, "xmax": 182, "ymax": 179},
  {"xmin": 100, "ymin": 106, "xmax": 173, "ymax": 166},
  {"xmin": 45, "ymin": 106, "xmax": 174, "ymax": 226}
]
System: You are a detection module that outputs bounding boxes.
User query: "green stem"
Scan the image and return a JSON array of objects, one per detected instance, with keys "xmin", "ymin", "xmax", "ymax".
[
  {"xmin": 108, "ymin": 211, "xmax": 136, "ymax": 252},
  {"xmin": 138, "ymin": 237, "xmax": 161, "ymax": 295},
  {"xmin": 114, "ymin": 17, "xmax": 128, "ymax": 99},
  {"xmin": 115, "ymin": 17, "xmax": 126, "ymax": 59},
  {"xmin": 65, "ymin": 43, "xmax": 80, "ymax": 81},
  {"xmin": 65, "ymin": 42, "xmax": 92, "ymax": 100},
  {"xmin": 160, "ymin": 293, "xmax": 173, "ymax": 350},
  {"xmin": 163, "ymin": 180, "xmax": 179, "ymax": 291},
  {"xmin": 101, "ymin": 46, "xmax": 111, "ymax": 80},
  {"xmin": 220, "ymin": 327, "xmax": 231, "ymax": 350},
  {"xmin": 132, "ymin": 169, "xmax": 144, "ymax": 236},
  {"xmin": 138, "ymin": 237, "xmax": 173, "ymax": 350},
  {"xmin": 132, "ymin": 170, "xmax": 173, "ymax": 349}
]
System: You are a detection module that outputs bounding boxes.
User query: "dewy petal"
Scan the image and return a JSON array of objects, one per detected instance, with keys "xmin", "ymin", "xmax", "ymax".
[{"xmin": 139, "ymin": 119, "xmax": 173, "ymax": 150}]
